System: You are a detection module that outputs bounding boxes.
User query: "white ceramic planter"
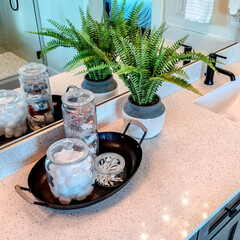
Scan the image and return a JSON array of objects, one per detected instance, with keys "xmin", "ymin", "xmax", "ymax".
[
  {"xmin": 81, "ymin": 74, "xmax": 118, "ymax": 103},
  {"xmin": 122, "ymin": 95, "xmax": 166, "ymax": 139}
]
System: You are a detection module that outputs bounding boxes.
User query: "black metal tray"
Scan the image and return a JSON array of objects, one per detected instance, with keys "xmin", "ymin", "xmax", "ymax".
[{"xmin": 15, "ymin": 122, "xmax": 147, "ymax": 210}]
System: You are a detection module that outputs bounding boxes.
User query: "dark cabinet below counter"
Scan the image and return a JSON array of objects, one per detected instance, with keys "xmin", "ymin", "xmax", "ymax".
[{"xmin": 188, "ymin": 191, "xmax": 240, "ymax": 240}]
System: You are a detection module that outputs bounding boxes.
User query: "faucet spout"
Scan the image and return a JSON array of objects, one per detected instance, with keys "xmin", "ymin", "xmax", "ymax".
[
  {"xmin": 215, "ymin": 67, "xmax": 236, "ymax": 81},
  {"xmin": 204, "ymin": 53, "xmax": 236, "ymax": 85}
]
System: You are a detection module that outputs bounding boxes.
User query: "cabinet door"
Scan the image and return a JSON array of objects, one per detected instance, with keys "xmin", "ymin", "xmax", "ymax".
[
  {"xmin": 197, "ymin": 193, "xmax": 240, "ymax": 240},
  {"xmin": 212, "ymin": 211, "xmax": 240, "ymax": 240}
]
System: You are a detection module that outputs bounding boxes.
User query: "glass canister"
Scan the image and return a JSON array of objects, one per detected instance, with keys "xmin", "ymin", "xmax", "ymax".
[
  {"xmin": 45, "ymin": 138, "xmax": 95, "ymax": 205},
  {"xmin": 94, "ymin": 152, "xmax": 127, "ymax": 187},
  {"xmin": 0, "ymin": 90, "xmax": 28, "ymax": 138},
  {"xmin": 61, "ymin": 85, "xmax": 98, "ymax": 154},
  {"xmin": 18, "ymin": 62, "xmax": 54, "ymax": 131}
]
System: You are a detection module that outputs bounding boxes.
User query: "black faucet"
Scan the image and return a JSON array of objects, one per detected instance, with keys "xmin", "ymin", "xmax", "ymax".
[
  {"xmin": 204, "ymin": 53, "xmax": 236, "ymax": 85},
  {"xmin": 182, "ymin": 44, "xmax": 192, "ymax": 66}
]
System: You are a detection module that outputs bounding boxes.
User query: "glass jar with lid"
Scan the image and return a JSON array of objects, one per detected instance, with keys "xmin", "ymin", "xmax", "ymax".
[
  {"xmin": 94, "ymin": 152, "xmax": 126, "ymax": 187},
  {"xmin": 61, "ymin": 85, "xmax": 98, "ymax": 154},
  {"xmin": 45, "ymin": 138, "xmax": 95, "ymax": 205},
  {"xmin": 0, "ymin": 90, "xmax": 28, "ymax": 139},
  {"xmin": 18, "ymin": 62, "xmax": 54, "ymax": 131}
]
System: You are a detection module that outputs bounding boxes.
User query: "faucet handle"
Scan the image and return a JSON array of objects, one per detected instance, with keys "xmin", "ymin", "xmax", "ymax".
[
  {"xmin": 182, "ymin": 44, "xmax": 193, "ymax": 66},
  {"xmin": 182, "ymin": 44, "xmax": 192, "ymax": 53},
  {"xmin": 209, "ymin": 53, "xmax": 227, "ymax": 61}
]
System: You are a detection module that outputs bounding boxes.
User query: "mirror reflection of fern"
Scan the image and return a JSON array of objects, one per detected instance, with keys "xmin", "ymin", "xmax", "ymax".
[
  {"xmin": 29, "ymin": 8, "xmax": 114, "ymax": 81},
  {"xmin": 28, "ymin": 0, "xmax": 143, "ymax": 82}
]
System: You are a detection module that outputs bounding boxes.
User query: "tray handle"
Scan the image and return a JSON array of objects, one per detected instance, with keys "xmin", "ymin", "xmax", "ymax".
[
  {"xmin": 123, "ymin": 120, "xmax": 147, "ymax": 145},
  {"xmin": 15, "ymin": 185, "xmax": 49, "ymax": 207}
]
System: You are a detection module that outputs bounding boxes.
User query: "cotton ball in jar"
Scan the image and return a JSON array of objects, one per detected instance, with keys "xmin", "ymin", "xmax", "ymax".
[
  {"xmin": 5, "ymin": 127, "xmax": 14, "ymax": 138},
  {"xmin": 58, "ymin": 185, "xmax": 71, "ymax": 196},
  {"xmin": 45, "ymin": 138, "xmax": 95, "ymax": 204},
  {"xmin": 59, "ymin": 196, "xmax": 72, "ymax": 205},
  {"xmin": 14, "ymin": 127, "xmax": 23, "ymax": 138},
  {"xmin": 66, "ymin": 172, "xmax": 83, "ymax": 189},
  {"xmin": 56, "ymin": 166, "xmax": 73, "ymax": 178},
  {"xmin": 49, "ymin": 185, "xmax": 60, "ymax": 198},
  {"xmin": 6, "ymin": 121, "xmax": 17, "ymax": 129},
  {"xmin": 53, "ymin": 175, "xmax": 65, "ymax": 186},
  {"xmin": 0, "ymin": 90, "xmax": 28, "ymax": 139},
  {"xmin": 70, "ymin": 186, "xmax": 82, "ymax": 195},
  {"xmin": 79, "ymin": 169, "xmax": 94, "ymax": 188},
  {"xmin": 76, "ymin": 184, "xmax": 94, "ymax": 201},
  {"xmin": 48, "ymin": 163, "xmax": 58, "ymax": 178},
  {"xmin": 0, "ymin": 119, "xmax": 5, "ymax": 129},
  {"xmin": 15, "ymin": 109, "xmax": 25, "ymax": 122}
]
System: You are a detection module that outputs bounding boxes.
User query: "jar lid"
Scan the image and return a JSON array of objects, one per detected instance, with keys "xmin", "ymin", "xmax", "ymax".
[
  {"xmin": 94, "ymin": 152, "xmax": 125, "ymax": 175},
  {"xmin": 18, "ymin": 62, "xmax": 47, "ymax": 77},
  {"xmin": 62, "ymin": 85, "xmax": 95, "ymax": 107},
  {"xmin": 0, "ymin": 90, "xmax": 20, "ymax": 108},
  {"xmin": 46, "ymin": 138, "xmax": 90, "ymax": 165}
]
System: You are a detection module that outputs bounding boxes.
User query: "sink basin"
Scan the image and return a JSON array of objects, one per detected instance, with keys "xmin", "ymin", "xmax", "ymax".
[{"xmin": 194, "ymin": 78, "xmax": 240, "ymax": 123}]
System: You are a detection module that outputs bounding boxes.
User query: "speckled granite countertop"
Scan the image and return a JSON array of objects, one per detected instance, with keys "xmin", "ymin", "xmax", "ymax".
[{"xmin": 1, "ymin": 62, "xmax": 240, "ymax": 240}]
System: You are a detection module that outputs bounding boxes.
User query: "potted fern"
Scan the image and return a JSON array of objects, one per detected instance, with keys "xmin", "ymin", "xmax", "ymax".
[
  {"xmin": 29, "ymin": 1, "xmax": 143, "ymax": 103},
  {"xmin": 85, "ymin": 22, "xmax": 215, "ymax": 138},
  {"xmin": 112, "ymin": 23, "xmax": 216, "ymax": 138}
]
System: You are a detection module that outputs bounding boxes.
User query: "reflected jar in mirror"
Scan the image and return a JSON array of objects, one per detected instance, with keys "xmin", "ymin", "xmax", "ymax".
[
  {"xmin": 45, "ymin": 138, "xmax": 95, "ymax": 205},
  {"xmin": 18, "ymin": 62, "xmax": 54, "ymax": 131},
  {"xmin": 0, "ymin": 90, "xmax": 28, "ymax": 139},
  {"xmin": 61, "ymin": 85, "xmax": 98, "ymax": 154}
]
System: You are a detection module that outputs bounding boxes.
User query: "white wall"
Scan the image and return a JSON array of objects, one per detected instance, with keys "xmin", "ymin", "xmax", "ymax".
[
  {"xmin": 0, "ymin": 0, "xmax": 42, "ymax": 62},
  {"xmin": 160, "ymin": 0, "xmax": 238, "ymax": 41},
  {"xmin": 151, "ymin": 0, "xmax": 164, "ymax": 29}
]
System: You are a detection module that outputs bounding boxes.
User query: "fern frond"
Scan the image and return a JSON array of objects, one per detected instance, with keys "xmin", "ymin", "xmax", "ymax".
[
  {"xmin": 47, "ymin": 19, "xmax": 71, "ymax": 36},
  {"xmin": 78, "ymin": 31, "xmax": 111, "ymax": 63},
  {"xmin": 116, "ymin": 65, "xmax": 150, "ymax": 75},
  {"xmin": 64, "ymin": 54, "xmax": 95, "ymax": 72},
  {"xmin": 168, "ymin": 67, "xmax": 190, "ymax": 79},
  {"xmin": 76, "ymin": 62, "xmax": 118, "ymax": 76},
  {"xmin": 40, "ymin": 39, "xmax": 74, "ymax": 57},
  {"xmin": 127, "ymin": 1, "xmax": 144, "ymax": 27},
  {"xmin": 150, "ymin": 74, "xmax": 202, "ymax": 95}
]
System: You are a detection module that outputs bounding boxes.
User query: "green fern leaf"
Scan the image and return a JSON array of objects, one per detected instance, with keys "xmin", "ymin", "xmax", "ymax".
[{"xmin": 150, "ymin": 74, "xmax": 202, "ymax": 95}]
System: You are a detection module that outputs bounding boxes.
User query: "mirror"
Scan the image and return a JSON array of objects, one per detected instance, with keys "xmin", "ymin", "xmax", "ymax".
[
  {"xmin": 105, "ymin": 0, "xmax": 237, "ymax": 55},
  {"xmin": 0, "ymin": 0, "xmax": 128, "ymax": 99},
  {"xmin": 156, "ymin": 0, "xmax": 238, "ymax": 55},
  {"xmin": 0, "ymin": 0, "xmax": 128, "ymax": 150},
  {"xmin": 0, "ymin": 0, "xmax": 238, "ymax": 149}
]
